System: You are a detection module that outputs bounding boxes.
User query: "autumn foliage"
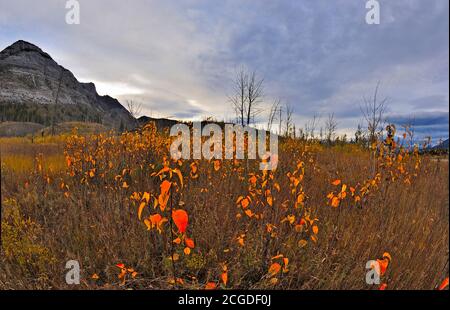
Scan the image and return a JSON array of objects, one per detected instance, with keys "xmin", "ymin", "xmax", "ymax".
[{"xmin": 0, "ymin": 122, "xmax": 448, "ymax": 289}]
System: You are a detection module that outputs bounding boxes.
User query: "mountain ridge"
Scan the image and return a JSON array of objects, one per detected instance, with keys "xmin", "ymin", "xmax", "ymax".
[{"xmin": 0, "ymin": 40, "xmax": 135, "ymax": 129}]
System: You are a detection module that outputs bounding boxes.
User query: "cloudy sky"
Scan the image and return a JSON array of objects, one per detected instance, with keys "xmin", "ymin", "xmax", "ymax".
[{"xmin": 0, "ymin": 0, "xmax": 448, "ymax": 141}]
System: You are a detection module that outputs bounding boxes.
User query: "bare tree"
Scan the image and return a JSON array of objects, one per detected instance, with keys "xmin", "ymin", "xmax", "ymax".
[
  {"xmin": 285, "ymin": 103, "xmax": 294, "ymax": 137},
  {"xmin": 354, "ymin": 122, "xmax": 366, "ymax": 145},
  {"xmin": 324, "ymin": 112, "xmax": 338, "ymax": 143},
  {"xmin": 126, "ymin": 100, "xmax": 142, "ymax": 119},
  {"xmin": 246, "ymin": 71, "xmax": 264, "ymax": 126},
  {"xmin": 229, "ymin": 68, "xmax": 248, "ymax": 126},
  {"xmin": 229, "ymin": 68, "xmax": 264, "ymax": 126},
  {"xmin": 126, "ymin": 100, "xmax": 143, "ymax": 129},
  {"xmin": 305, "ymin": 114, "xmax": 319, "ymax": 141},
  {"xmin": 267, "ymin": 99, "xmax": 281, "ymax": 132},
  {"xmin": 360, "ymin": 82, "xmax": 388, "ymax": 144},
  {"xmin": 278, "ymin": 105, "xmax": 283, "ymax": 135}
]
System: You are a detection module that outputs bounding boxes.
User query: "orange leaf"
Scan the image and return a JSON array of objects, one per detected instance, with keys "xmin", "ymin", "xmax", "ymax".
[
  {"xmin": 268, "ymin": 263, "xmax": 282, "ymax": 276},
  {"xmin": 142, "ymin": 192, "xmax": 150, "ymax": 203},
  {"xmin": 331, "ymin": 196, "xmax": 340, "ymax": 208},
  {"xmin": 172, "ymin": 209, "xmax": 189, "ymax": 233},
  {"xmin": 331, "ymin": 179, "xmax": 341, "ymax": 186},
  {"xmin": 173, "ymin": 169, "xmax": 184, "ymax": 188},
  {"xmin": 271, "ymin": 254, "xmax": 284, "ymax": 260},
  {"xmin": 237, "ymin": 235, "xmax": 245, "ymax": 246},
  {"xmin": 377, "ymin": 258, "xmax": 389, "ymax": 276},
  {"xmin": 312, "ymin": 225, "xmax": 319, "ymax": 235},
  {"xmin": 205, "ymin": 282, "xmax": 216, "ymax": 290},
  {"xmin": 173, "ymin": 237, "xmax": 182, "ymax": 244},
  {"xmin": 138, "ymin": 201, "xmax": 146, "ymax": 220},
  {"xmin": 244, "ymin": 209, "xmax": 254, "ymax": 218},
  {"xmin": 221, "ymin": 272, "xmax": 228, "ymax": 286},
  {"xmin": 438, "ymin": 277, "xmax": 449, "ymax": 290},
  {"xmin": 158, "ymin": 180, "xmax": 172, "ymax": 211},
  {"xmin": 185, "ymin": 237, "xmax": 195, "ymax": 248},
  {"xmin": 184, "ymin": 247, "xmax": 191, "ymax": 255},
  {"xmin": 148, "ymin": 214, "xmax": 167, "ymax": 233}
]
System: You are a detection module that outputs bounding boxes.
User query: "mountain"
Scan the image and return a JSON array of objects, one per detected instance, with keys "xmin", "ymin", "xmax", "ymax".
[
  {"xmin": 0, "ymin": 40, "xmax": 135, "ymax": 129},
  {"xmin": 433, "ymin": 138, "xmax": 449, "ymax": 150}
]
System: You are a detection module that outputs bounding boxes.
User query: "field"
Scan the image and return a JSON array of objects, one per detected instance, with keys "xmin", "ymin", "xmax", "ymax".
[{"xmin": 0, "ymin": 123, "xmax": 448, "ymax": 290}]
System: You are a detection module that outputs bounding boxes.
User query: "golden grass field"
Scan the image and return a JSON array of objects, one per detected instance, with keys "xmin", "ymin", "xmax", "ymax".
[{"xmin": 0, "ymin": 123, "xmax": 448, "ymax": 290}]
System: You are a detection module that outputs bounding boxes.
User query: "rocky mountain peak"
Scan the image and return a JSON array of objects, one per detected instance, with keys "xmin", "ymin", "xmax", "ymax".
[
  {"xmin": 0, "ymin": 40, "xmax": 135, "ymax": 129},
  {"xmin": 0, "ymin": 40, "xmax": 53, "ymax": 61}
]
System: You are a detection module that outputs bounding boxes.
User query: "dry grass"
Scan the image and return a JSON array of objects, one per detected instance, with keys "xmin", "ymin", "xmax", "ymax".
[{"xmin": 0, "ymin": 124, "xmax": 448, "ymax": 290}]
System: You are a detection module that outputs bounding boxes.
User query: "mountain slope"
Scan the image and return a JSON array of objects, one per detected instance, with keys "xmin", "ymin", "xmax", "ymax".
[
  {"xmin": 0, "ymin": 40, "xmax": 135, "ymax": 129},
  {"xmin": 433, "ymin": 138, "xmax": 449, "ymax": 150}
]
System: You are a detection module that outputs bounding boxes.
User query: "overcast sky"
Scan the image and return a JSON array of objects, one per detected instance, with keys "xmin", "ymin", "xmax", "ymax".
[{"xmin": 0, "ymin": 0, "xmax": 448, "ymax": 141}]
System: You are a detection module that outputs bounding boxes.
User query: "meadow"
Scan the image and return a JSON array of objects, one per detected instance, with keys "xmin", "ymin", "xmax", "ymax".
[{"xmin": 0, "ymin": 123, "xmax": 448, "ymax": 290}]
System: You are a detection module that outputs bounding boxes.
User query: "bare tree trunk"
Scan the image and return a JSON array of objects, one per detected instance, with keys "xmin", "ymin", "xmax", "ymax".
[
  {"xmin": 360, "ymin": 82, "xmax": 388, "ymax": 174},
  {"xmin": 267, "ymin": 99, "xmax": 280, "ymax": 132},
  {"xmin": 285, "ymin": 103, "xmax": 294, "ymax": 137},
  {"xmin": 246, "ymin": 71, "xmax": 264, "ymax": 126},
  {"xmin": 325, "ymin": 113, "xmax": 338, "ymax": 144}
]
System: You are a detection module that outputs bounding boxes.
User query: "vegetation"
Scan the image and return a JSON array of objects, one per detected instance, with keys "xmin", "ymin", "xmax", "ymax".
[
  {"xmin": 0, "ymin": 123, "xmax": 448, "ymax": 290},
  {"xmin": 0, "ymin": 102, "xmax": 104, "ymax": 126}
]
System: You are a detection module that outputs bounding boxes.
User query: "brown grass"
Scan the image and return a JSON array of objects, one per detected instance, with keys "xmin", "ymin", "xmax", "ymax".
[{"xmin": 0, "ymin": 125, "xmax": 448, "ymax": 290}]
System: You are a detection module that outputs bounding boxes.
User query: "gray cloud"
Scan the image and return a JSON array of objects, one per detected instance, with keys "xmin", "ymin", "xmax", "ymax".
[{"xmin": 0, "ymin": 0, "xmax": 448, "ymax": 139}]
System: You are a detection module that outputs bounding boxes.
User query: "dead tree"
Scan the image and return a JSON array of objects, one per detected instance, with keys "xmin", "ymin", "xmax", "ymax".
[
  {"xmin": 229, "ymin": 68, "xmax": 248, "ymax": 126},
  {"xmin": 325, "ymin": 113, "xmax": 338, "ymax": 144},
  {"xmin": 267, "ymin": 99, "xmax": 281, "ymax": 132},
  {"xmin": 278, "ymin": 105, "xmax": 283, "ymax": 136},
  {"xmin": 246, "ymin": 71, "xmax": 264, "ymax": 126},
  {"xmin": 305, "ymin": 114, "xmax": 319, "ymax": 141},
  {"xmin": 360, "ymin": 82, "xmax": 388, "ymax": 145},
  {"xmin": 126, "ymin": 100, "xmax": 142, "ymax": 128},
  {"xmin": 229, "ymin": 68, "xmax": 264, "ymax": 126},
  {"xmin": 285, "ymin": 103, "xmax": 294, "ymax": 137}
]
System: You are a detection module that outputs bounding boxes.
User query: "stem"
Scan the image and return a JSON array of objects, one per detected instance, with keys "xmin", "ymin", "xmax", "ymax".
[{"xmin": 169, "ymin": 184, "xmax": 177, "ymax": 282}]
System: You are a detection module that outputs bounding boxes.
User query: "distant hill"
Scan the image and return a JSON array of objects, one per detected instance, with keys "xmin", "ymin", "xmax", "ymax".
[
  {"xmin": 0, "ymin": 40, "xmax": 135, "ymax": 130},
  {"xmin": 433, "ymin": 138, "xmax": 449, "ymax": 150}
]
